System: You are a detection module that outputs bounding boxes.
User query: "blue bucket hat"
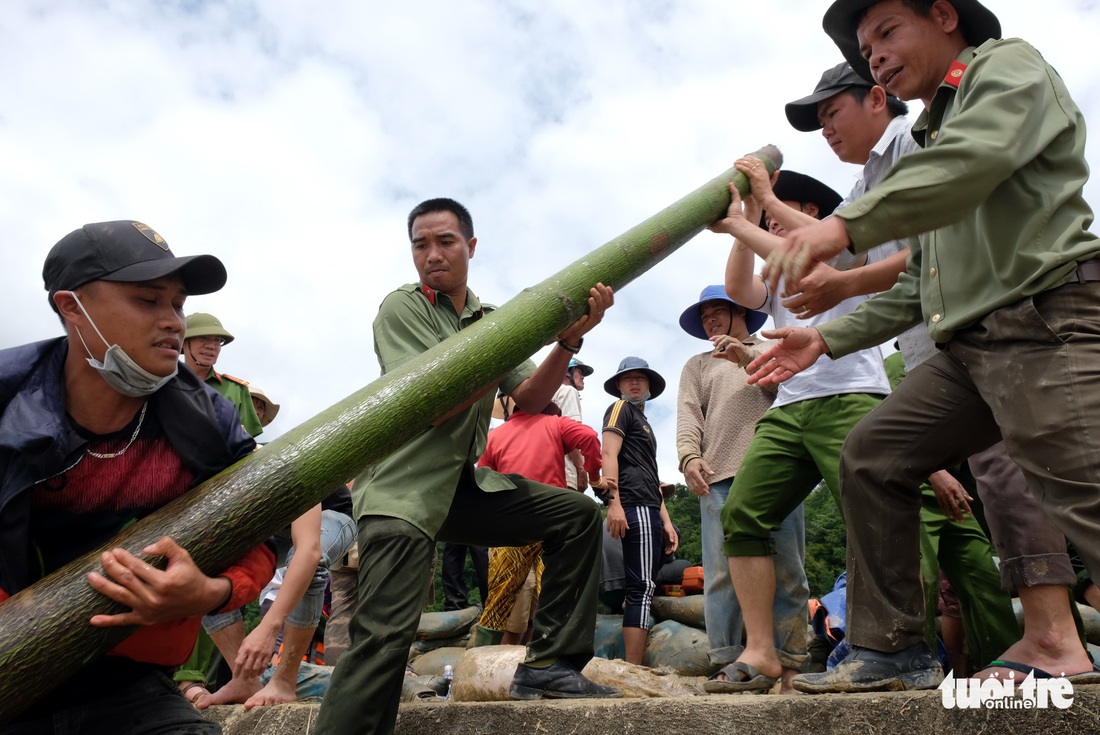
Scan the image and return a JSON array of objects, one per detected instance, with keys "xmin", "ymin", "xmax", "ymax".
[
  {"xmin": 604, "ymin": 356, "xmax": 666, "ymax": 399},
  {"xmin": 678, "ymin": 285, "xmax": 767, "ymax": 340}
]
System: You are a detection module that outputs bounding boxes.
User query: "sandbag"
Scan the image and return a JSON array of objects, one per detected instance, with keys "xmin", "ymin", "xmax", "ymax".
[
  {"xmin": 448, "ymin": 645, "xmax": 701, "ymax": 702},
  {"xmin": 643, "ymin": 619, "xmax": 712, "ymax": 676},
  {"xmin": 260, "ymin": 661, "xmax": 332, "ymax": 702},
  {"xmin": 417, "ymin": 605, "xmax": 482, "ymax": 640},
  {"xmin": 651, "ymin": 594, "xmax": 706, "ymax": 629},
  {"xmin": 594, "ymin": 614, "xmax": 626, "ymax": 661},
  {"xmin": 401, "ymin": 674, "xmax": 443, "ymax": 702},
  {"xmin": 1081, "ymin": 603, "xmax": 1100, "ymax": 645},
  {"xmin": 409, "ymin": 646, "xmax": 466, "ymax": 676},
  {"xmin": 410, "ymin": 634, "xmax": 470, "ymax": 657}
]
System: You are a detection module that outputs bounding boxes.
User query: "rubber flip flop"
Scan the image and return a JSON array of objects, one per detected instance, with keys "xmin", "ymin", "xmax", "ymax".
[{"xmin": 980, "ymin": 660, "xmax": 1053, "ymax": 679}]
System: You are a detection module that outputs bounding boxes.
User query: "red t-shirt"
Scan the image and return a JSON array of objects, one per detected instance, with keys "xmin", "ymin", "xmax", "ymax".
[{"xmin": 478, "ymin": 410, "xmax": 602, "ymax": 487}]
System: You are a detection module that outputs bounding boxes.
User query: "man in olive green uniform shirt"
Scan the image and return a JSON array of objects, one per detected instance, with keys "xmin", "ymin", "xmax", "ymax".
[
  {"xmin": 182, "ymin": 312, "xmax": 263, "ymax": 437},
  {"xmin": 315, "ymin": 198, "xmax": 618, "ymax": 735},
  {"xmin": 747, "ymin": 0, "xmax": 1100, "ymax": 691}
]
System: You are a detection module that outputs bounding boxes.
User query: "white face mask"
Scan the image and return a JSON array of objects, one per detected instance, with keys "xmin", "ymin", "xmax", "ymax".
[
  {"xmin": 621, "ymin": 390, "xmax": 651, "ymax": 407},
  {"xmin": 70, "ymin": 292, "xmax": 178, "ymax": 397}
]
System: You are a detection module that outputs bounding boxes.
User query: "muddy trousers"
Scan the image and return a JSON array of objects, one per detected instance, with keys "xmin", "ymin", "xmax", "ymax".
[
  {"xmin": 967, "ymin": 441, "xmax": 1075, "ymax": 589},
  {"xmin": 315, "ymin": 469, "xmax": 603, "ymax": 735},
  {"xmin": 843, "ymin": 283, "xmax": 1100, "ymax": 653},
  {"xmin": 701, "ymin": 478, "xmax": 807, "ymax": 669}
]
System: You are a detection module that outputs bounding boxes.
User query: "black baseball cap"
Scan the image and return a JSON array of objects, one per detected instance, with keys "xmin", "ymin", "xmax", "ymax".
[
  {"xmin": 785, "ymin": 62, "xmax": 879, "ymax": 132},
  {"xmin": 43, "ymin": 221, "xmax": 227, "ymax": 300}
]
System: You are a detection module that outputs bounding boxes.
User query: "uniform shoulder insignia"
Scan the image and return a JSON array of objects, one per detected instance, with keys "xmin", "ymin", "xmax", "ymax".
[
  {"xmin": 222, "ymin": 373, "xmax": 250, "ymax": 386},
  {"xmin": 943, "ymin": 60, "xmax": 967, "ymax": 88}
]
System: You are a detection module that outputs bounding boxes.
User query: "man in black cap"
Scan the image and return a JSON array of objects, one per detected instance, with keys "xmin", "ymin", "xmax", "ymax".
[
  {"xmin": 0, "ymin": 221, "xmax": 275, "ymax": 732},
  {"xmin": 705, "ymin": 170, "xmax": 892, "ymax": 692},
  {"xmin": 782, "ymin": 58, "xmax": 1070, "ymax": 681},
  {"xmin": 749, "ymin": 0, "xmax": 1100, "ymax": 690}
]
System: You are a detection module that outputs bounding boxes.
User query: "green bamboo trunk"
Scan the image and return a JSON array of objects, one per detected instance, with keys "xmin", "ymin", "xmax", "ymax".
[{"xmin": 0, "ymin": 145, "xmax": 780, "ymax": 722}]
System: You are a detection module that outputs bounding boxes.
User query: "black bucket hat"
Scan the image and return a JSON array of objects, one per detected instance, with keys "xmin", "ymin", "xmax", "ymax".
[
  {"xmin": 823, "ymin": 0, "xmax": 1001, "ymax": 83},
  {"xmin": 768, "ymin": 171, "xmax": 844, "ymax": 222}
]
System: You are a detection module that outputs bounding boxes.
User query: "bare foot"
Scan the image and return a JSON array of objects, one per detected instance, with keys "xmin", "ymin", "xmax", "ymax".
[
  {"xmin": 974, "ymin": 638, "xmax": 1093, "ymax": 681},
  {"xmin": 195, "ymin": 676, "xmax": 262, "ymax": 709},
  {"xmin": 243, "ymin": 677, "xmax": 297, "ymax": 709},
  {"xmin": 778, "ymin": 666, "xmax": 800, "ymax": 694}
]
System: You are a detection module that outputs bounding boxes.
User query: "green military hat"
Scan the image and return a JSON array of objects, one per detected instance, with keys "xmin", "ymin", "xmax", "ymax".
[{"xmin": 185, "ymin": 312, "xmax": 235, "ymax": 345}]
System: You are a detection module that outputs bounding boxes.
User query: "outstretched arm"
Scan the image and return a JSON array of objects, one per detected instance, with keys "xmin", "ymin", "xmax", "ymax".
[
  {"xmin": 781, "ymin": 249, "xmax": 909, "ymax": 318},
  {"xmin": 744, "ymin": 326, "xmax": 830, "ymax": 388},
  {"xmin": 761, "ymin": 216, "xmax": 853, "ymax": 297}
]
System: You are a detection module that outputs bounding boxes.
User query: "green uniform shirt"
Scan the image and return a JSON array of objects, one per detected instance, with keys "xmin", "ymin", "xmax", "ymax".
[
  {"xmin": 352, "ymin": 283, "xmax": 536, "ymax": 537},
  {"xmin": 819, "ymin": 39, "xmax": 1100, "ymax": 357},
  {"xmin": 206, "ymin": 370, "xmax": 264, "ymax": 437}
]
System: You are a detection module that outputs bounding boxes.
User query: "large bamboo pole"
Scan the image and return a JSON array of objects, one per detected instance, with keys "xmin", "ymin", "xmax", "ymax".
[{"xmin": 0, "ymin": 146, "xmax": 780, "ymax": 722}]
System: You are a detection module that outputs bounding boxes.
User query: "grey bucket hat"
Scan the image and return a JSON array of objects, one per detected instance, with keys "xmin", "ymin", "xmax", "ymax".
[{"xmin": 603, "ymin": 356, "xmax": 666, "ymax": 399}]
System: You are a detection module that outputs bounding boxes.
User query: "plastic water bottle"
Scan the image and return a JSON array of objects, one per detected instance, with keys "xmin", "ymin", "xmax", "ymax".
[{"xmin": 442, "ymin": 664, "xmax": 454, "ymax": 700}]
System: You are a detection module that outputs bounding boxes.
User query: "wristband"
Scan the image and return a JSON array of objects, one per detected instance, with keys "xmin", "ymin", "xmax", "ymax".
[{"xmin": 557, "ymin": 338, "xmax": 583, "ymax": 354}]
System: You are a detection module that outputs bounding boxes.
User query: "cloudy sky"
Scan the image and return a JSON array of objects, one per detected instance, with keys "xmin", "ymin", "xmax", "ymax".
[{"xmin": 3, "ymin": 0, "xmax": 1099, "ymax": 486}]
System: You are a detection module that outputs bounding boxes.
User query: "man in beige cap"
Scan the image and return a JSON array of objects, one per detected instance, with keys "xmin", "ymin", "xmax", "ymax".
[
  {"xmin": 247, "ymin": 385, "xmax": 280, "ymax": 429},
  {"xmin": 182, "ymin": 313, "xmax": 263, "ymax": 436}
]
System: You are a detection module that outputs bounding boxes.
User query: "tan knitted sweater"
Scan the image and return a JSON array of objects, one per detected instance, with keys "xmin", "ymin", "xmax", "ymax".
[{"xmin": 675, "ymin": 338, "xmax": 776, "ymax": 483}]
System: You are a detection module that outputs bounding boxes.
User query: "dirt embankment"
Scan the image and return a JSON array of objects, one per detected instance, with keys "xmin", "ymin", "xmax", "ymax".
[{"xmin": 205, "ymin": 684, "xmax": 1100, "ymax": 735}]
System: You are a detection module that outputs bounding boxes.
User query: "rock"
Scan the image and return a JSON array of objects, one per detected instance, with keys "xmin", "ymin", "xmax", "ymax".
[
  {"xmin": 450, "ymin": 645, "xmax": 526, "ymax": 701},
  {"xmin": 447, "ymin": 646, "xmax": 702, "ymax": 702},
  {"xmin": 583, "ymin": 658, "xmax": 702, "ymax": 698}
]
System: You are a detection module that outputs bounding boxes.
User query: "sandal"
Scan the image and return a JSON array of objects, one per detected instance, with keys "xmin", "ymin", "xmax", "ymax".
[{"xmin": 703, "ymin": 661, "xmax": 778, "ymax": 693}]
